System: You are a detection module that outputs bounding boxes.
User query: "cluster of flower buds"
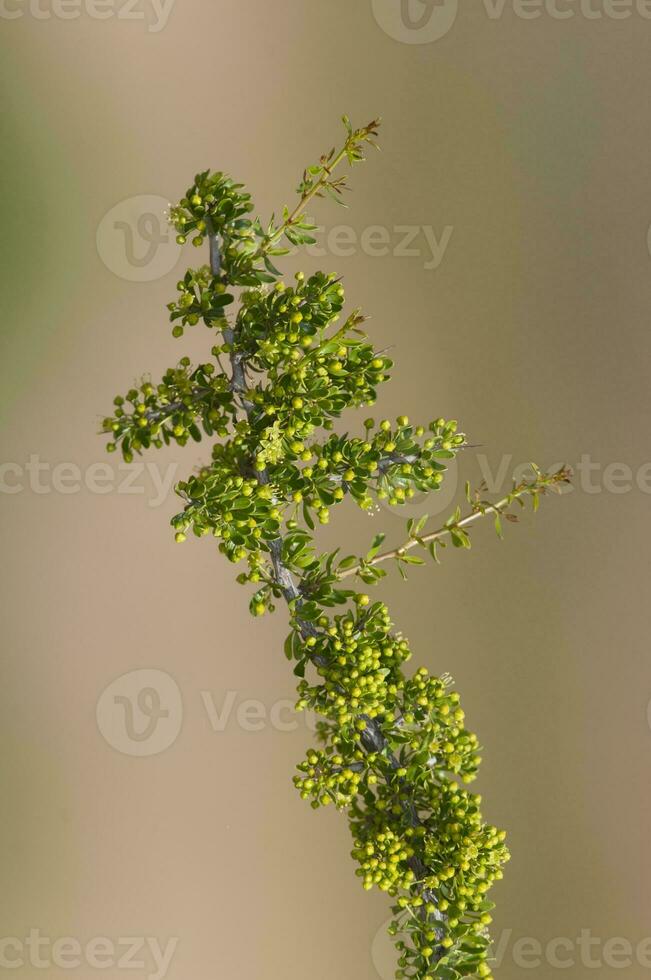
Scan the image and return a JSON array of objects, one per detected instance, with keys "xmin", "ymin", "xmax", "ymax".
[
  {"xmin": 295, "ymin": 602, "xmax": 411, "ymax": 730},
  {"xmin": 167, "ymin": 265, "xmax": 234, "ymax": 335},
  {"xmin": 351, "ymin": 825, "xmax": 417, "ymax": 894},
  {"xmin": 381, "ymin": 778, "xmax": 509, "ymax": 978},
  {"xmin": 101, "ymin": 359, "xmax": 234, "ymax": 461},
  {"xmin": 232, "ymin": 272, "xmax": 388, "ymax": 435},
  {"xmin": 169, "ymin": 169, "xmax": 254, "ymax": 249},
  {"xmin": 287, "ymin": 598, "xmax": 508, "ymax": 976},
  {"xmin": 235, "ymin": 271, "xmax": 346, "ymax": 367},
  {"xmin": 395, "ymin": 668, "xmax": 482, "ymax": 780},
  {"xmin": 172, "ymin": 444, "xmax": 282, "ymax": 559},
  {"xmin": 294, "ymin": 748, "xmax": 373, "ymax": 809}
]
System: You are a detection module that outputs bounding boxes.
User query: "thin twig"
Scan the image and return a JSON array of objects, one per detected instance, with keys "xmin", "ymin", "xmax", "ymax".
[{"xmin": 339, "ymin": 468, "xmax": 571, "ymax": 580}]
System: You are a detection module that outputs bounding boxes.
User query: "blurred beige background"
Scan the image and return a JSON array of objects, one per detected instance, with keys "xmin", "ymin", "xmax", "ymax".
[{"xmin": 1, "ymin": 2, "xmax": 650, "ymax": 978}]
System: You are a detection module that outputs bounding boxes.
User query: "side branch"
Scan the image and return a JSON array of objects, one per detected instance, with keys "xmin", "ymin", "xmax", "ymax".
[{"xmin": 339, "ymin": 466, "xmax": 572, "ymax": 581}]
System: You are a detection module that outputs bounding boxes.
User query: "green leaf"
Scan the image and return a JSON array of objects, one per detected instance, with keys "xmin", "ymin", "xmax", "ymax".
[
  {"xmin": 413, "ymin": 513, "xmax": 428, "ymax": 536},
  {"xmin": 297, "ymin": 601, "xmax": 320, "ymax": 621},
  {"xmin": 338, "ymin": 556, "xmax": 358, "ymax": 571},
  {"xmin": 432, "ymin": 967, "xmax": 460, "ymax": 980},
  {"xmin": 284, "ymin": 634, "xmax": 294, "ymax": 661},
  {"xmin": 210, "ymin": 293, "xmax": 234, "ymax": 309},
  {"xmin": 450, "ymin": 528, "xmax": 471, "ymax": 549},
  {"xmin": 366, "ymin": 533, "xmax": 386, "ymax": 560},
  {"xmin": 263, "ymin": 256, "xmax": 282, "ymax": 276}
]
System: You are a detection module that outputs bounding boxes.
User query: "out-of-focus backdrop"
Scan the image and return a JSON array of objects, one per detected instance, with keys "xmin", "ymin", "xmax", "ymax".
[{"xmin": 2, "ymin": 3, "xmax": 650, "ymax": 978}]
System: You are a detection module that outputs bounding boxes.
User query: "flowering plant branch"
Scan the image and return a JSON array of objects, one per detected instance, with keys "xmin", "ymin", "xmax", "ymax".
[{"xmin": 100, "ymin": 117, "xmax": 568, "ymax": 980}]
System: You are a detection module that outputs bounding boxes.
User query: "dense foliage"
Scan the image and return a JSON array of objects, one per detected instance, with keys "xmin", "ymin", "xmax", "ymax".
[{"xmin": 100, "ymin": 117, "xmax": 569, "ymax": 979}]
